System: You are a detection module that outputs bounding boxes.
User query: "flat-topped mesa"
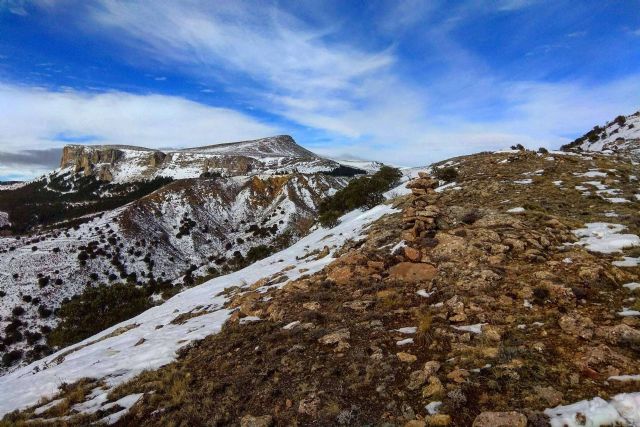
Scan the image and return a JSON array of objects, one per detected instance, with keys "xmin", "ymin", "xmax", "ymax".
[{"xmin": 57, "ymin": 135, "xmax": 340, "ymax": 183}]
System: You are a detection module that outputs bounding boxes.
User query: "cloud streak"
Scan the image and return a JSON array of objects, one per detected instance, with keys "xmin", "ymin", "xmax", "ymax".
[
  {"xmin": 0, "ymin": 83, "xmax": 278, "ymax": 154},
  {"xmin": 1, "ymin": 0, "xmax": 639, "ymax": 178}
]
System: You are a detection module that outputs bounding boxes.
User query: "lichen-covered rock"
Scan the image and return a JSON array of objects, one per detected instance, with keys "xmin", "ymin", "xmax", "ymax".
[{"xmin": 472, "ymin": 411, "xmax": 526, "ymax": 427}]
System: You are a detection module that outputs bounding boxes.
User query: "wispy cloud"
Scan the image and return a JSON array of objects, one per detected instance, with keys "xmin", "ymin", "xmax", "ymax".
[
  {"xmin": 1, "ymin": 0, "xmax": 639, "ymax": 177},
  {"xmin": 0, "ymin": 83, "xmax": 278, "ymax": 155}
]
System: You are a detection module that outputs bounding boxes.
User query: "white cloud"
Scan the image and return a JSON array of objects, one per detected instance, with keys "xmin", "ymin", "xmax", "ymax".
[
  {"xmin": 0, "ymin": 83, "xmax": 278, "ymax": 155},
  {"xmin": 3, "ymin": 0, "xmax": 639, "ymax": 176}
]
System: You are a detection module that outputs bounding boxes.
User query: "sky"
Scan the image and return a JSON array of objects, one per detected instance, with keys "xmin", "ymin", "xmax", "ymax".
[{"xmin": 0, "ymin": 0, "xmax": 639, "ymax": 180}]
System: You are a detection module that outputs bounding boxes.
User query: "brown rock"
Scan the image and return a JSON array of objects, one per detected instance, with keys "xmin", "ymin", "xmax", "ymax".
[
  {"xmin": 404, "ymin": 246, "xmax": 422, "ymax": 262},
  {"xmin": 446, "ymin": 368, "xmax": 469, "ymax": 383},
  {"xmin": 472, "ymin": 411, "xmax": 526, "ymax": 427},
  {"xmin": 298, "ymin": 395, "xmax": 320, "ymax": 417},
  {"xmin": 327, "ymin": 266, "xmax": 353, "ymax": 285},
  {"xmin": 421, "ymin": 376, "xmax": 444, "ymax": 399},
  {"xmin": 534, "ymin": 386, "xmax": 563, "ymax": 407},
  {"xmin": 397, "ymin": 352, "xmax": 418, "ymax": 363},
  {"xmin": 240, "ymin": 415, "xmax": 274, "ymax": 427},
  {"xmin": 388, "ymin": 262, "xmax": 437, "ymax": 283},
  {"xmin": 559, "ymin": 314, "xmax": 594, "ymax": 340},
  {"xmin": 318, "ymin": 329, "xmax": 350, "ymax": 345},
  {"xmin": 425, "ymin": 414, "xmax": 451, "ymax": 426},
  {"xmin": 302, "ymin": 301, "xmax": 320, "ymax": 311},
  {"xmin": 423, "ymin": 361, "xmax": 441, "ymax": 377}
]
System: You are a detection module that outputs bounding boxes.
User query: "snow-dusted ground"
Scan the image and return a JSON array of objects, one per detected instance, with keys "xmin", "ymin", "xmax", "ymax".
[
  {"xmin": 329, "ymin": 158, "xmax": 384, "ymax": 173},
  {"xmin": 0, "ymin": 202, "xmax": 398, "ymax": 417}
]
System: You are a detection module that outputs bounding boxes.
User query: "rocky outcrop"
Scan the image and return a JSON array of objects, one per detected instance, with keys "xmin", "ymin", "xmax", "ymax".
[
  {"xmin": 57, "ymin": 136, "xmax": 344, "ymax": 183},
  {"xmin": 60, "ymin": 145, "xmax": 130, "ymax": 180}
]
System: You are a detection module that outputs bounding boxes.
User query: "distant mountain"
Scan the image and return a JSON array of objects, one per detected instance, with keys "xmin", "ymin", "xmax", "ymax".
[
  {"xmin": 0, "ymin": 135, "xmax": 374, "ymax": 372},
  {"xmin": 59, "ymin": 135, "xmax": 345, "ymax": 183},
  {"xmin": 562, "ymin": 110, "xmax": 640, "ymax": 152}
]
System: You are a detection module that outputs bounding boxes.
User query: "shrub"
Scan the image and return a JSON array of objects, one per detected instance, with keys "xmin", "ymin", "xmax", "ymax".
[
  {"xmin": 38, "ymin": 305, "xmax": 52, "ymax": 318},
  {"xmin": 538, "ymin": 147, "xmax": 549, "ymax": 154},
  {"xmin": 434, "ymin": 166, "xmax": 458, "ymax": 183},
  {"xmin": 38, "ymin": 276, "xmax": 50, "ymax": 288},
  {"xmin": 318, "ymin": 166, "xmax": 401, "ymax": 227},
  {"xmin": 614, "ymin": 115, "xmax": 626, "ymax": 126},
  {"xmin": 48, "ymin": 283, "xmax": 152, "ymax": 348},
  {"xmin": 461, "ymin": 209, "xmax": 481, "ymax": 224},
  {"xmin": 322, "ymin": 165, "xmax": 367, "ymax": 177},
  {"xmin": 2, "ymin": 349, "xmax": 22, "ymax": 367},
  {"xmin": 245, "ymin": 245, "xmax": 273, "ymax": 264}
]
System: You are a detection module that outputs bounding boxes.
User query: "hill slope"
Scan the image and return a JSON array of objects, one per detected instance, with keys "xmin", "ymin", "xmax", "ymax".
[
  {"xmin": 2, "ymin": 147, "xmax": 640, "ymax": 426},
  {"xmin": 0, "ymin": 135, "xmax": 368, "ymax": 373},
  {"xmin": 562, "ymin": 111, "xmax": 640, "ymax": 153}
]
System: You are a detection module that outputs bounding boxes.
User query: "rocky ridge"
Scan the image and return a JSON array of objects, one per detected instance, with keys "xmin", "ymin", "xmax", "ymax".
[{"xmin": 59, "ymin": 135, "xmax": 345, "ymax": 183}]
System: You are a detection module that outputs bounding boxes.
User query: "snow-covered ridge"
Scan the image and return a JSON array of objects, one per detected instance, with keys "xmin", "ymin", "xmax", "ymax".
[
  {"xmin": 564, "ymin": 111, "xmax": 640, "ymax": 152},
  {"xmin": 59, "ymin": 135, "xmax": 365, "ymax": 183},
  {"xmin": 0, "ymin": 202, "xmax": 398, "ymax": 417}
]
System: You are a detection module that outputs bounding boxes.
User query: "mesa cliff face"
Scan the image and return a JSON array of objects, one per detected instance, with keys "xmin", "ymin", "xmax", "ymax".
[{"xmin": 58, "ymin": 135, "xmax": 342, "ymax": 182}]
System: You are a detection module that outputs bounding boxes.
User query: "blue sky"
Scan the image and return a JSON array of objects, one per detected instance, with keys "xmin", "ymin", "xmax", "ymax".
[{"xmin": 0, "ymin": 0, "xmax": 639, "ymax": 180}]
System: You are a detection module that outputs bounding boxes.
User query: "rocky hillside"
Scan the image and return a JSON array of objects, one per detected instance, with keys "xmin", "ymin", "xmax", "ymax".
[
  {"xmin": 59, "ymin": 135, "xmax": 344, "ymax": 182},
  {"xmin": 2, "ymin": 147, "xmax": 640, "ymax": 426},
  {"xmin": 0, "ymin": 136, "xmax": 370, "ymax": 373},
  {"xmin": 562, "ymin": 111, "xmax": 640, "ymax": 153}
]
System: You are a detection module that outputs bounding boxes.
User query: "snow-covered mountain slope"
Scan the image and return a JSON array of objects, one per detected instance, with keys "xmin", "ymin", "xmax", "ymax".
[
  {"xmin": 0, "ymin": 202, "xmax": 398, "ymax": 419},
  {"xmin": 60, "ymin": 135, "xmax": 352, "ymax": 183},
  {"xmin": 328, "ymin": 158, "xmax": 384, "ymax": 173},
  {"xmin": 562, "ymin": 111, "xmax": 640, "ymax": 153},
  {"xmin": 0, "ymin": 135, "xmax": 382, "ymax": 373},
  {"xmin": 0, "ymin": 172, "xmax": 347, "ymax": 371}
]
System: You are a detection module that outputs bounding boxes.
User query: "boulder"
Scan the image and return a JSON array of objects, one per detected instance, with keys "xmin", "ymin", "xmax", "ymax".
[
  {"xmin": 472, "ymin": 411, "xmax": 526, "ymax": 427},
  {"xmin": 388, "ymin": 262, "xmax": 437, "ymax": 283},
  {"xmin": 240, "ymin": 415, "xmax": 274, "ymax": 427}
]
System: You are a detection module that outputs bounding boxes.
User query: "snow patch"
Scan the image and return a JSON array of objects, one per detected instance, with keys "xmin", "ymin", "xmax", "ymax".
[
  {"xmin": 572, "ymin": 222, "xmax": 640, "ymax": 254},
  {"xmin": 452, "ymin": 323, "xmax": 485, "ymax": 334},
  {"xmin": 545, "ymin": 392, "xmax": 640, "ymax": 427}
]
